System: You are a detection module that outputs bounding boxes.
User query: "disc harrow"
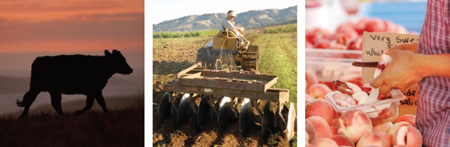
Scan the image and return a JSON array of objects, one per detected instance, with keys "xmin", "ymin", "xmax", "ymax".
[{"xmin": 158, "ymin": 62, "xmax": 296, "ymax": 142}]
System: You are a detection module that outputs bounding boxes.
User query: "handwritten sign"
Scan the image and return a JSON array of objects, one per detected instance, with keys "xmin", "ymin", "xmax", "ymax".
[{"xmin": 362, "ymin": 32, "xmax": 420, "ymax": 115}]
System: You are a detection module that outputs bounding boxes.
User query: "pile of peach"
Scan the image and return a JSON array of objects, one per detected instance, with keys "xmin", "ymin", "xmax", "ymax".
[
  {"xmin": 305, "ymin": 17, "xmax": 418, "ymax": 51},
  {"xmin": 306, "ymin": 79, "xmax": 423, "ymax": 147}
]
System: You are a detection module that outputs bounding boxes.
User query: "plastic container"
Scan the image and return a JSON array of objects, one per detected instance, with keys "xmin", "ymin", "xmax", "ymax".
[
  {"xmin": 305, "ymin": 49, "xmax": 363, "ymax": 87},
  {"xmin": 325, "ymin": 89, "xmax": 406, "ymax": 124}
]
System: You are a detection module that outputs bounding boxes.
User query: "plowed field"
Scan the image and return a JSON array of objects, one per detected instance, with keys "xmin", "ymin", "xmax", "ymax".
[{"xmin": 153, "ymin": 24, "xmax": 297, "ymax": 147}]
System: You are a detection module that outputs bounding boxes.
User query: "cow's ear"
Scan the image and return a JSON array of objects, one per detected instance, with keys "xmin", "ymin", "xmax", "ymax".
[
  {"xmin": 112, "ymin": 49, "xmax": 119, "ymax": 54},
  {"xmin": 105, "ymin": 50, "xmax": 112, "ymax": 56}
]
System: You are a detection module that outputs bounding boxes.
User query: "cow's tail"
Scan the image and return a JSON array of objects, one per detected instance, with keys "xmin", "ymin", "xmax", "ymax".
[{"xmin": 17, "ymin": 90, "xmax": 39, "ymax": 107}]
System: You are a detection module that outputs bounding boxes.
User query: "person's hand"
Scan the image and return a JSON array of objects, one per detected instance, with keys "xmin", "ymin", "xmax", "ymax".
[
  {"xmin": 370, "ymin": 49, "xmax": 424, "ymax": 95},
  {"xmin": 388, "ymin": 42, "xmax": 418, "ymax": 53}
]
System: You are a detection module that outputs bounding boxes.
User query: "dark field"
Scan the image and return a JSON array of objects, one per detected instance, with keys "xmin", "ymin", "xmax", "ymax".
[{"xmin": 0, "ymin": 95, "xmax": 144, "ymax": 147}]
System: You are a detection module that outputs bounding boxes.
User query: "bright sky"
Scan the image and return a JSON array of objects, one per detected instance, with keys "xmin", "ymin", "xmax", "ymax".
[{"xmin": 152, "ymin": 0, "xmax": 298, "ymax": 24}]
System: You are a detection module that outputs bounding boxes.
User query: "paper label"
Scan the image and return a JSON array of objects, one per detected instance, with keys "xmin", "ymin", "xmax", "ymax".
[{"xmin": 362, "ymin": 32, "xmax": 420, "ymax": 115}]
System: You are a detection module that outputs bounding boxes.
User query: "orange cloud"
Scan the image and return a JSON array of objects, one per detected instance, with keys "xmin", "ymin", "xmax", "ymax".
[
  {"xmin": 0, "ymin": 0, "xmax": 144, "ymax": 54},
  {"xmin": 0, "ymin": 0, "xmax": 143, "ymax": 24}
]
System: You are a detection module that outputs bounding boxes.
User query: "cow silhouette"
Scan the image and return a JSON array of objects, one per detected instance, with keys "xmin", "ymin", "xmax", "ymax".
[{"xmin": 17, "ymin": 50, "xmax": 133, "ymax": 118}]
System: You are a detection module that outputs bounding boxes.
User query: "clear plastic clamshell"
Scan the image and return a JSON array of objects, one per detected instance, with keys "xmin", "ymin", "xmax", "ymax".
[{"xmin": 325, "ymin": 89, "xmax": 406, "ymax": 124}]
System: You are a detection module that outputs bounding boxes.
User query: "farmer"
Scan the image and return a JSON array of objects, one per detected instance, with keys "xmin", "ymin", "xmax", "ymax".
[
  {"xmin": 371, "ymin": 1, "xmax": 450, "ymax": 146},
  {"xmin": 221, "ymin": 10, "xmax": 244, "ymax": 37}
]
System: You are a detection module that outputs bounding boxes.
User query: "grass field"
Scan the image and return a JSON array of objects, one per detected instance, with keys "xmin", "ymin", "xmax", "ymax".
[
  {"xmin": 256, "ymin": 25, "xmax": 297, "ymax": 107},
  {"xmin": 153, "ymin": 23, "xmax": 297, "ymax": 146},
  {"xmin": 0, "ymin": 95, "xmax": 144, "ymax": 147}
]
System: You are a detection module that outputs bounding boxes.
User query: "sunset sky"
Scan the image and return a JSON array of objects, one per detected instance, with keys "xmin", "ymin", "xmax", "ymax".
[{"xmin": 0, "ymin": 0, "xmax": 144, "ymax": 54}]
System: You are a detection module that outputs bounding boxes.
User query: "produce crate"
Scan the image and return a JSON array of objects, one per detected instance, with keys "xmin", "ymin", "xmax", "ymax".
[{"xmin": 325, "ymin": 89, "xmax": 406, "ymax": 124}]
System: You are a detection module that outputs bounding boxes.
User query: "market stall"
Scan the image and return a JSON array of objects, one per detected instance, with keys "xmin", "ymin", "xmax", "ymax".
[{"xmin": 305, "ymin": 0, "xmax": 426, "ymax": 146}]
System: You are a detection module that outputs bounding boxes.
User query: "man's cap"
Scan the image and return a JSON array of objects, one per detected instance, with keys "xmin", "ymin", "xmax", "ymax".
[{"xmin": 227, "ymin": 10, "xmax": 237, "ymax": 17}]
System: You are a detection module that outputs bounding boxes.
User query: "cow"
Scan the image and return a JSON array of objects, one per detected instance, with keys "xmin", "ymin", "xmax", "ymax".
[{"xmin": 16, "ymin": 49, "xmax": 133, "ymax": 118}]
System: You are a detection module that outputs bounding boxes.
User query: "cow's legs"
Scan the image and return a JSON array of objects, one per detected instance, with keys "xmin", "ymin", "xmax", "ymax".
[
  {"xmin": 95, "ymin": 93, "xmax": 109, "ymax": 113},
  {"xmin": 50, "ymin": 91, "xmax": 64, "ymax": 115},
  {"xmin": 75, "ymin": 95, "xmax": 95, "ymax": 114},
  {"xmin": 17, "ymin": 90, "xmax": 40, "ymax": 118}
]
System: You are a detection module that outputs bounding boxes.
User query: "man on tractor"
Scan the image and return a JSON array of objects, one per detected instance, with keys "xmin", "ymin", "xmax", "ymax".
[
  {"xmin": 221, "ymin": 10, "xmax": 249, "ymax": 50},
  {"xmin": 221, "ymin": 10, "xmax": 244, "ymax": 37}
]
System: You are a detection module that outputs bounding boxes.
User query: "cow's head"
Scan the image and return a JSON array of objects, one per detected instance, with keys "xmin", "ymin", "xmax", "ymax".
[{"xmin": 105, "ymin": 49, "xmax": 133, "ymax": 75}]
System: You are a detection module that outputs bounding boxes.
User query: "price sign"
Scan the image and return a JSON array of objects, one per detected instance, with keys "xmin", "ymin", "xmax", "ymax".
[{"xmin": 362, "ymin": 32, "xmax": 420, "ymax": 116}]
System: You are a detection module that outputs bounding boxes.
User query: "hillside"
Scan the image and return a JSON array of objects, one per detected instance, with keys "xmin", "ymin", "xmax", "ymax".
[{"xmin": 153, "ymin": 5, "xmax": 297, "ymax": 32}]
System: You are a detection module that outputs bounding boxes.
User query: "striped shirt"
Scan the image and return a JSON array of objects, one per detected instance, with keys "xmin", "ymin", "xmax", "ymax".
[{"xmin": 416, "ymin": 0, "xmax": 450, "ymax": 146}]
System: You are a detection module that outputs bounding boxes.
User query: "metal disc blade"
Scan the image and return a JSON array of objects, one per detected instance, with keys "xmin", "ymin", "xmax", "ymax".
[
  {"xmin": 239, "ymin": 98, "xmax": 252, "ymax": 138},
  {"xmin": 158, "ymin": 92, "xmax": 171, "ymax": 123},
  {"xmin": 286, "ymin": 103, "xmax": 296, "ymax": 141},
  {"xmin": 177, "ymin": 93, "xmax": 191, "ymax": 127},
  {"xmin": 262, "ymin": 100, "xmax": 274, "ymax": 140},
  {"xmin": 197, "ymin": 95, "xmax": 211, "ymax": 128},
  {"xmin": 218, "ymin": 97, "xmax": 238, "ymax": 131}
]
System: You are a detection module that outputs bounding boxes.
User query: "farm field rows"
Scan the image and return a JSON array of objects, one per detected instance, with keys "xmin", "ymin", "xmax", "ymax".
[{"xmin": 153, "ymin": 24, "xmax": 297, "ymax": 147}]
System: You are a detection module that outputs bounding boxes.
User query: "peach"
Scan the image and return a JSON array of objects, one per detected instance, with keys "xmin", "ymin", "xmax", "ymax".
[
  {"xmin": 313, "ymin": 27, "xmax": 330, "ymax": 39},
  {"xmin": 353, "ymin": 91, "xmax": 368, "ymax": 105},
  {"xmin": 394, "ymin": 114, "xmax": 416, "ymax": 127},
  {"xmin": 374, "ymin": 131, "xmax": 392, "ymax": 147},
  {"xmin": 306, "ymin": 29, "xmax": 322, "ymax": 45},
  {"xmin": 392, "ymin": 126, "xmax": 423, "ymax": 147},
  {"xmin": 327, "ymin": 34, "xmax": 337, "ymax": 41},
  {"xmin": 332, "ymin": 43, "xmax": 347, "ymax": 50},
  {"xmin": 347, "ymin": 80, "xmax": 363, "ymax": 90},
  {"xmin": 335, "ymin": 99, "xmax": 352, "ymax": 107},
  {"xmin": 313, "ymin": 138, "xmax": 339, "ymax": 147},
  {"xmin": 306, "ymin": 70, "xmax": 319, "ymax": 91},
  {"xmin": 306, "ymin": 119, "xmax": 316, "ymax": 144},
  {"xmin": 383, "ymin": 20, "xmax": 397, "ymax": 33},
  {"xmin": 332, "ymin": 92, "xmax": 351, "ymax": 100},
  {"xmin": 335, "ymin": 27, "xmax": 358, "ymax": 45},
  {"xmin": 306, "ymin": 41, "xmax": 314, "ymax": 48},
  {"xmin": 396, "ymin": 25, "xmax": 408, "ymax": 34},
  {"xmin": 314, "ymin": 39, "xmax": 332, "ymax": 49},
  {"xmin": 356, "ymin": 133, "xmax": 388, "ymax": 147},
  {"xmin": 306, "ymin": 83, "xmax": 333, "ymax": 99},
  {"xmin": 305, "ymin": 94, "xmax": 314, "ymax": 104},
  {"xmin": 364, "ymin": 18, "xmax": 385, "ymax": 32},
  {"xmin": 331, "ymin": 135, "xmax": 355, "ymax": 147},
  {"xmin": 371, "ymin": 107, "xmax": 396, "ymax": 125},
  {"xmin": 330, "ymin": 126, "xmax": 337, "ymax": 136},
  {"xmin": 307, "ymin": 116, "xmax": 333, "ymax": 139},
  {"xmin": 306, "ymin": 131, "xmax": 312, "ymax": 145},
  {"xmin": 373, "ymin": 122, "xmax": 393, "ymax": 133},
  {"xmin": 330, "ymin": 118, "xmax": 339, "ymax": 127},
  {"xmin": 337, "ymin": 109, "xmax": 373, "ymax": 143},
  {"xmin": 347, "ymin": 37, "xmax": 363, "ymax": 50},
  {"xmin": 354, "ymin": 17, "xmax": 369, "ymax": 35},
  {"xmin": 388, "ymin": 122, "xmax": 413, "ymax": 136},
  {"xmin": 306, "ymin": 99, "xmax": 335, "ymax": 124},
  {"xmin": 336, "ymin": 23, "xmax": 355, "ymax": 33},
  {"xmin": 408, "ymin": 31, "xmax": 419, "ymax": 35}
]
